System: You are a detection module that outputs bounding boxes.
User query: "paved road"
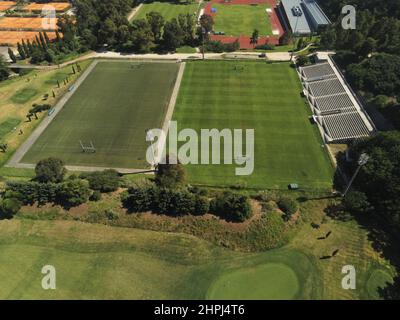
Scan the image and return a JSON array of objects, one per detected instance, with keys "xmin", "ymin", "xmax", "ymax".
[{"xmin": 9, "ymin": 50, "xmax": 291, "ymax": 70}]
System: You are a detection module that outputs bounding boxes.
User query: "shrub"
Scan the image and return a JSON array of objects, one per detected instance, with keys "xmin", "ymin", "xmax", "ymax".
[
  {"xmin": 277, "ymin": 196, "xmax": 298, "ymax": 220},
  {"xmin": 104, "ymin": 209, "xmax": 119, "ymax": 221},
  {"xmin": 255, "ymin": 43, "xmax": 275, "ymax": 50},
  {"xmin": 155, "ymin": 156, "xmax": 186, "ymax": 188},
  {"xmin": 194, "ymin": 195, "xmax": 210, "ymax": 216},
  {"xmin": 35, "ymin": 157, "xmax": 66, "ymax": 183},
  {"xmin": 0, "ymin": 198, "xmax": 22, "ymax": 219},
  {"xmin": 83, "ymin": 169, "xmax": 121, "ymax": 193},
  {"xmin": 343, "ymin": 191, "xmax": 372, "ymax": 214},
  {"xmin": 212, "ymin": 191, "xmax": 253, "ymax": 222},
  {"xmin": 6, "ymin": 181, "xmax": 59, "ymax": 205},
  {"xmin": 90, "ymin": 190, "xmax": 102, "ymax": 202},
  {"xmin": 57, "ymin": 179, "xmax": 90, "ymax": 207},
  {"xmin": 121, "ymin": 186, "xmax": 155, "ymax": 213}
]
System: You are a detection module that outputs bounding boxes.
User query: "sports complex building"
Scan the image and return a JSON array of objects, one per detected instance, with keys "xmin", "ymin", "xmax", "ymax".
[
  {"xmin": 279, "ymin": 0, "xmax": 331, "ymax": 35},
  {"xmin": 298, "ymin": 55, "xmax": 376, "ymax": 143}
]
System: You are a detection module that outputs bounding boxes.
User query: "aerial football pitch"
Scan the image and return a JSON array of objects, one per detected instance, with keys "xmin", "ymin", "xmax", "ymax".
[
  {"xmin": 173, "ymin": 61, "xmax": 334, "ymax": 189},
  {"xmin": 22, "ymin": 61, "xmax": 180, "ymax": 169}
]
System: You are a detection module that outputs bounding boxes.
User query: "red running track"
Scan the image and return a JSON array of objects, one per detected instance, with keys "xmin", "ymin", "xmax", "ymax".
[{"xmin": 203, "ymin": 0, "xmax": 285, "ymax": 49}]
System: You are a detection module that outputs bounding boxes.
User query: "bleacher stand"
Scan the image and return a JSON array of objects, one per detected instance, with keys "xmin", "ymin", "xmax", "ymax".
[{"xmin": 298, "ymin": 59, "xmax": 375, "ymax": 143}]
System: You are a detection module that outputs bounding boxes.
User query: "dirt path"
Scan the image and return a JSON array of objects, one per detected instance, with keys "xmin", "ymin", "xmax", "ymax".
[{"xmin": 127, "ymin": 3, "xmax": 143, "ymax": 21}]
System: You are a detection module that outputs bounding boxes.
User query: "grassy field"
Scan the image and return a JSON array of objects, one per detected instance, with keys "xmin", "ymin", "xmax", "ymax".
[
  {"xmin": 134, "ymin": 1, "xmax": 199, "ymax": 21},
  {"xmin": 0, "ymin": 219, "xmax": 322, "ymax": 299},
  {"xmin": 0, "ymin": 215, "xmax": 393, "ymax": 299},
  {"xmin": 22, "ymin": 61, "xmax": 180, "ymax": 169},
  {"xmin": 0, "ymin": 60, "xmax": 92, "ymax": 167},
  {"xmin": 212, "ymin": 4, "xmax": 272, "ymax": 36},
  {"xmin": 172, "ymin": 61, "xmax": 334, "ymax": 190}
]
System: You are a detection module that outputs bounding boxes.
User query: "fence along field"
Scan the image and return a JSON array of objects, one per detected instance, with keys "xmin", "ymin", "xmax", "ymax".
[{"xmin": 22, "ymin": 61, "xmax": 180, "ymax": 169}]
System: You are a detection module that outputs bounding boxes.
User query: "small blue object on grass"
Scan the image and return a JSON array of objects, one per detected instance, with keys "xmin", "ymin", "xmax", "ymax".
[
  {"xmin": 211, "ymin": 7, "xmax": 217, "ymax": 13},
  {"xmin": 68, "ymin": 85, "xmax": 75, "ymax": 92}
]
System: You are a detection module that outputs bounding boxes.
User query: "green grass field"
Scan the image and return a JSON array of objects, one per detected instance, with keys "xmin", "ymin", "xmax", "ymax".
[
  {"xmin": 134, "ymin": 1, "xmax": 199, "ymax": 21},
  {"xmin": 172, "ymin": 61, "xmax": 334, "ymax": 189},
  {"xmin": 212, "ymin": 4, "xmax": 272, "ymax": 36},
  {"xmin": 0, "ymin": 219, "xmax": 322, "ymax": 299},
  {"xmin": 22, "ymin": 61, "xmax": 180, "ymax": 169}
]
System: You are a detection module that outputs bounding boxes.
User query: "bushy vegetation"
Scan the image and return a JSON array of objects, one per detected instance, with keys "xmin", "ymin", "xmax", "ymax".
[
  {"xmin": 211, "ymin": 191, "xmax": 253, "ymax": 222},
  {"xmin": 204, "ymin": 40, "xmax": 240, "ymax": 53},
  {"xmin": 348, "ymin": 132, "xmax": 400, "ymax": 230},
  {"xmin": 80, "ymin": 169, "xmax": 121, "ymax": 193},
  {"xmin": 277, "ymin": 196, "xmax": 299, "ymax": 221},
  {"xmin": 155, "ymin": 158, "xmax": 186, "ymax": 188},
  {"xmin": 35, "ymin": 157, "xmax": 67, "ymax": 183},
  {"xmin": 121, "ymin": 185, "xmax": 211, "ymax": 217}
]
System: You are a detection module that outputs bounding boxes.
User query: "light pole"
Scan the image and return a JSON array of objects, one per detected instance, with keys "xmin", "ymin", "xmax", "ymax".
[
  {"xmin": 201, "ymin": 27, "xmax": 206, "ymax": 60},
  {"xmin": 342, "ymin": 153, "xmax": 369, "ymax": 197},
  {"xmin": 290, "ymin": 14, "xmax": 300, "ymax": 61}
]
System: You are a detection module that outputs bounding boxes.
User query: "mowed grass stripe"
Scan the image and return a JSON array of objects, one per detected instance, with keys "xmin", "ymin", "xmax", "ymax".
[
  {"xmin": 173, "ymin": 61, "xmax": 334, "ymax": 189},
  {"xmin": 212, "ymin": 4, "xmax": 272, "ymax": 36},
  {"xmin": 22, "ymin": 62, "xmax": 180, "ymax": 168}
]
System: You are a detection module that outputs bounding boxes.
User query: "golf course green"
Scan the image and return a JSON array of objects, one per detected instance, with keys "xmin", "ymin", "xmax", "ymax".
[{"xmin": 206, "ymin": 263, "xmax": 300, "ymax": 299}]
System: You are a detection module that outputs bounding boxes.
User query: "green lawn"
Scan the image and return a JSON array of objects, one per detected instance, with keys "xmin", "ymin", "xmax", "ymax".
[
  {"xmin": 0, "ymin": 219, "xmax": 322, "ymax": 299},
  {"xmin": 134, "ymin": 1, "xmax": 199, "ymax": 21},
  {"xmin": 22, "ymin": 61, "xmax": 180, "ymax": 169},
  {"xmin": 173, "ymin": 61, "xmax": 334, "ymax": 189},
  {"xmin": 212, "ymin": 4, "xmax": 272, "ymax": 36}
]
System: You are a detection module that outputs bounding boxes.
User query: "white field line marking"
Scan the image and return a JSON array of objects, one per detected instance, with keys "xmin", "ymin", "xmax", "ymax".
[{"xmin": 155, "ymin": 62, "xmax": 186, "ymax": 165}]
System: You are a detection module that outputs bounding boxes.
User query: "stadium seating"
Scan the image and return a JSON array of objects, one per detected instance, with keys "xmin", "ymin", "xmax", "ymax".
[{"xmin": 299, "ymin": 60, "xmax": 375, "ymax": 143}]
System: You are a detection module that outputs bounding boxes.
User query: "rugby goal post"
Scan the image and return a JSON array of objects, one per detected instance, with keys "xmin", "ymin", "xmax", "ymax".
[{"xmin": 79, "ymin": 140, "xmax": 96, "ymax": 153}]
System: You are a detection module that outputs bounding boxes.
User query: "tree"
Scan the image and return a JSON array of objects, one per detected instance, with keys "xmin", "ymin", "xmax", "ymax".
[
  {"xmin": 131, "ymin": 19, "xmax": 154, "ymax": 53},
  {"xmin": 162, "ymin": 19, "xmax": 184, "ymax": 51},
  {"xmin": 146, "ymin": 11, "xmax": 165, "ymax": 42},
  {"xmin": 17, "ymin": 42, "xmax": 26, "ymax": 60},
  {"xmin": 0, "ymin": 55, "xmax": 10, "ymax": 81},
  {"xmin": 250, "ymin": 29, "xmax": 259, "ymax": 48},
  {"xmin": 350, "ymin": 132, "xmax": 400, "ymax": 230},
  {"xmin": 295, "ymin": 55, "xmax": 310, "ymax": 67},
  {"xmin": 35, "ymin": 158, "xmax": 67, "ymax": 183},
  {"xmin": 57, "ymin": 179, "xmax": 90, "ymax": 207},
  {"xmin": 0, "ymin": 198, "xmax": 22, "ymax": 219},
  {"xmin": 8, "ymin": 48, "xmax": 16, "ymax": 63},
  {"xmin": 211, "ymin": 191, "xmax": 253, "ymax": 222},
  {"xmin": 155, "ymin": 156, "xmax": 186, "ymax": 188},
  {"xmin": 343, "ymin": 191, "xmax": 372, "ymax": 214},
  {"xmin": 199, "ymin": 14, "xmax": 214, "ymax": 34},
  {"xmin": 82, "ymin": 169, "xmax": 121, "ymax": 193},
  {"xmin": 277, "ymin": 196, "xmax": 298, "ymax": 221}
]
